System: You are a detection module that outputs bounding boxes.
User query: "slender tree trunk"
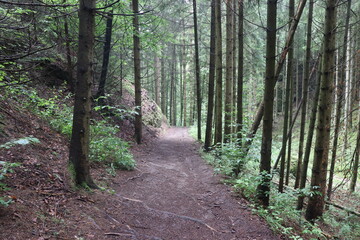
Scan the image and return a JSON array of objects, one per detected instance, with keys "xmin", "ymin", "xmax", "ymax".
[
  {"xmin": 170, "ymin": 46, "xmax": 174, "ymax": 125},
  {"xmin": 285, "ymin": 56, "xmax": 294, "ymax": 186},
  {"xmin": 69, "ymin": 0, "xmax": 96, "ymax": 188},
  {"xmin": 224, "ymin": 0, "xmax": 234, "ymax": 143},
  {"xmin": 279, "ymin": 0, "xmax": 294, "ymax": 193},
  {"xmin": 183, "ymin": 43, "xmax": 187, "ymax": 126},
  {"xmin": 350, "ymin": 110, "xmax": 360, "ymax": 192},
  {"xmin": 63, "ymin": 0, "xmax": 73, "ymax": 91},
  {"xmin": 305, "ymin": 0, "xmax": 337, "ymax": 221},
  {"xmin": 257, "ymin": 0, "xmax": 277, "ymax": 208},
  {"xmin": 244, "ymin": 0, "xmax": 307, "ymax": 151},
  {"xmin": 193, "ymin": 0, "xmax": 202, "ymax": 140},
  {"xmin": 214, "ymin": 0, "xmax": 223, "ymax": 145},
  {"xmin": 204, "ymin": 0, "xmax": 216, "ymax": 151},
  {"xmin": 173, "ymin": 46, "xmax": 178, "ymax": 126},
  {"xmin": 154, "ymin": 55, "xmax": 161, "ymax": 106},
  {"xmin": 160, "ymin": 55, "xmax": 166, "ymax": 115},
  {"xmin": 232, "ymin": 0, "xmax": 237, "ymax": 135},
  {"xmin": 119, "ymin": 50, "xmax": 123, "ymax": 98},
  {"xmin": 96, "ymin": 10, "xmax": 113, "ymax": 104},
  {"xmin": 236, "ymin": 0, "xmax": 244, "ymax": 142},
  {"xmin": 327, "ymin": 0, "xmax": 351, "ymax": 201},
  {"xmin": 295, "ymin": 0, "xmax": 314, "ymax": 188},
  {"xmin": 297, "ymin": 54, "xmax": 322, "ymax": 210},
  {"xmin": 132, "ymin": 0, "xmax": 142, "ymax": 144}
]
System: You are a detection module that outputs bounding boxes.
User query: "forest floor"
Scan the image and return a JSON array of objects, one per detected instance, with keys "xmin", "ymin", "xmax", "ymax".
[{"xmin": 0, "ymin": 103, "xmax": 282, "ymax": 240}]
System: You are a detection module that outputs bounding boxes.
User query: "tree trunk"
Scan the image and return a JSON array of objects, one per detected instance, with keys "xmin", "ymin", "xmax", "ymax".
[
  {"xmin": 160, "ymin": 55, "xmax": 167, "ymax": 115},
  {"xmin": 285, "ymin": 55, "xmax": 294, "ymax": 186},
  {"xmin": 305, "ymin": 0, "xmax": 337, "ymax": 221},
  {"xmin": 193, "ymin": 0, "xmax": 202, "ymax": 140},
  {"xmin": 257, "ymin": 0, "xmax": 277, "ymax": 208},
  {"xmin": 173, "ymin": 46, "xmax": 178, "ymax": 126},
  {"xmin": 214, "ymin": 0, "xmax": 223, "ymax": 145},
  {"xmin": 224, "ymin": 0, "xmax": 234, "ymax": 143},
  {"xmin": 232, "ymin": 0, "xmax": 237, "ymax": 135},
  {"xmin": 132, "ymin": 0, "xmax": 142, "ymax": 144},
  {"xmin": 350, "ymin": 110, "xmax": 360, "ymax": 192},
  {"xmin": 154, "ymin": 55, "xmax": 161, "ymax": 106},
  {"xmin": 295, "ymin": 0, "xmax": 314, "ymax": 189},
  {"xmin": 96, "ymin": 10, "xmax": 113, "ymax": 105},
  {"xmin": 69, "ymin": 0, "xmax": 97, "ymax": 188},
  {"xmin": 244, "ymin": 0, "xmax": 307, "ymax": 152},
  {"xmin": 182, "ymin": 42, "xmax": 187, "ymax": 126},
  {"xmin": 204, "ymin": 0, "xmax": 216, "ymax": 151},
  {"xmin": 297, "ymin": 53, "xmax": 322, "ymax": 210},
  {"xmin": 236, "ymin": 0, "xmax": 244, "ymax": 143},
  {"xmin": 279, "ymin": 0, "xmax": 294, "ymax": 193},
  {"xmin": 63, "ymin": 0, "xmax": 74, "ymax": 92},
  {"xmin": 327, "ymin": 0, "xmax": 351, "ymax": 201}
]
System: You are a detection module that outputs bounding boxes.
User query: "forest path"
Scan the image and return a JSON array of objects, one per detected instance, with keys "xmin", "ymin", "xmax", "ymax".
[{"xmin": 106, "ymin": 127, "xmax": 281, "ymax": 240}]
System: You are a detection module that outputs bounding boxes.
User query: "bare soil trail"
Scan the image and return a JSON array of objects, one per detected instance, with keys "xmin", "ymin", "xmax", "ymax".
[{"xmin": 106, "ymin": 127, "xmax": 281, "ymax": 240}]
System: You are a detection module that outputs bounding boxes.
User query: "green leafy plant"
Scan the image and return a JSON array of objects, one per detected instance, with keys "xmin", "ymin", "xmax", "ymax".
[
  {"xmin": 90, "ymin": 120, "xmax": 135, "ymax": 171},
  {"xmin": 0, "ymin": 161, "xmax": 20, "ymax": 206}
]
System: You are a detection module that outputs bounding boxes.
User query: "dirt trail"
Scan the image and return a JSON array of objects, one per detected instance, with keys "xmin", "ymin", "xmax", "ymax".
[{"xmin": 105, "ymin": 127, "xmax": 281, "ymax": 240}]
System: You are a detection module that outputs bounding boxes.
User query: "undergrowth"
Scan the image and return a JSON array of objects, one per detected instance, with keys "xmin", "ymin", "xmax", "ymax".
[
  {"xmin": 192, "ymin": 124, "xmax": 360, "ymax": 240},
  {"xmin": 1, "ymin": 83, "xmax": 135, "ymax": 174}
]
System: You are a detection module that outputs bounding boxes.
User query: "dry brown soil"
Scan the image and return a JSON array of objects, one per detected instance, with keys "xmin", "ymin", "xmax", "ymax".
[
  {"xmin": 0, "ymin": 104, "xmax": 282, "ymax": 240},
  {"xmin": 104, "ymin": 127, "xmax": 281, "ymax": 240}
]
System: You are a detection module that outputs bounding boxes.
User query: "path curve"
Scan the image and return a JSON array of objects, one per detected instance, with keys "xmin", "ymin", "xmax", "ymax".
[{"xmin": 108, "ymin": 127, "xmax": 281, "ymax": 240}]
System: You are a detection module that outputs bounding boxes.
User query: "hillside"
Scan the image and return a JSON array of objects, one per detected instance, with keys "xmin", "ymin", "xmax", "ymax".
[{"xmin": 0, "ymin": 62, "xmax": 169, "ymax": 239}]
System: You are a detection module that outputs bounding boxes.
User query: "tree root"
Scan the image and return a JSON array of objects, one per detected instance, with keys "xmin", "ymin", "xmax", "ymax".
[{"xmin": 121, "ymin": 196, "xmax": 217, "ymax": 232}]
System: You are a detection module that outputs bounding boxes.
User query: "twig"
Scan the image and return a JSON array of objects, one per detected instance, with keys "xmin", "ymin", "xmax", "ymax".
[{"xmin": 104, "ymin": 232, "xmax": 132, "ymax": 237}]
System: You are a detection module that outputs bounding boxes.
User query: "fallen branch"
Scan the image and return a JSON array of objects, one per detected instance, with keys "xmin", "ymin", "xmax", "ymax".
[{"xmin": 325, "ymin": 200, "xmax": 360, "ymax": 217}]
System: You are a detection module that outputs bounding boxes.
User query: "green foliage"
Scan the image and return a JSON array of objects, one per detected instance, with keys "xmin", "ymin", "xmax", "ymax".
[
  {"xmin": 0, "ymin": 161, "xmax": 20, "ymax": 207},
  {"xmin": 90, "ymin": 120, "xmax": 135, "ymax": 171},
  {"xmin": 3, "ymin": 85, "xmax": 135, "ymax": 175},
  {"xmin": 234, "ymin": 174, "xmax": 260, "ymax": 199}
]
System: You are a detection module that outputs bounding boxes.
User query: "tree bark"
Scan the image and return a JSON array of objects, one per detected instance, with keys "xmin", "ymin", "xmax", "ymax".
[
  {"xmin": 224, "ymin": 0, "xmax": 234, "ymax": 143},
  {"xmin": 350, "ymin": 111, "xmax": 360, "ymax": 192},
  {"xmin": 295, "ymin": 0, "xmax": 314, "ymax": 189},
  {"xmin": 192, "ymin": 0, "xmax": 202, "ymax": 140},
  {"xmin": 63, "ymin": 0, "xmax": 74, "ymax": 92},
  {"xmin": 279, "ymin": 0, "xmax": 294, "ymax": 193},
  {"xmin": 182, "ymin": 42, "xmax": 187, "ymax": 126},
  {"xmin": 154, "ymin": 55, "xmax": 161, "ymax": 106},
  {"xmin": 297, "ymin": 53, "xmax": 322, "ymax": 210},
  {"xmin": 204, "ymin": 0, "xmax": 216, "ymax": 151},
  {"xmin": 257, "ymin": 0, "xmax": 277, "ymax": 208},
  {"xmin": 327, "ymin": 0, "xmax": 351, "ymax": 201},
  {"xmin": 244, "ymin": 0, "xmax": 307, "ymax": 152},
  {"xmin": 305, "ymin": 0, "xmax": 337, "ymax": 221},
  {"xmin": 160, "ymin": 55, "xmax": 167, "ymax": 115},
  {"xmin": 236, "ymin": 0, "xmax": 244, "ymax": 142},
  {"xmin": 69, "ymin": 0, "xmax": 97, "ymax": 188},
  {"xmin": 96, "ymin": 10, "xmax": 113, "ymax": 105},
  {"xmin": 132, "ymin": 0, "xmax": 142, "ymax": 144},
  {"xmin": 214, "ymin": 0, "xmax": 223, "ymax": 145}
]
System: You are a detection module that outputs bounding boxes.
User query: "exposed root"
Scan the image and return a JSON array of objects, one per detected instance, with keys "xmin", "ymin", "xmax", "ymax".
[
  {"xmin": 120, "ymin": 195, "xmax": 217, "ymax": 233},
  {"xmin": 104, "ymin": 232, "xmax": 132, "ymax": 237}
]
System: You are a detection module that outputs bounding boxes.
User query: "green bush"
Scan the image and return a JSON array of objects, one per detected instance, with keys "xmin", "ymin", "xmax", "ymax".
[
  {"xmin": 90, "ymin": 121, "xmax": 135, "ymax": 171},
  {"xmin": 3, "ymin": 85, "xmax": 135, "ymax": 175}
]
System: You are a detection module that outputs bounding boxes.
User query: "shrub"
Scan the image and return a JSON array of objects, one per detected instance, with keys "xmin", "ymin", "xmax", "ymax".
[{"xmin": 90, "ymin": 121, "xmax": 135, "ymax": 170}]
